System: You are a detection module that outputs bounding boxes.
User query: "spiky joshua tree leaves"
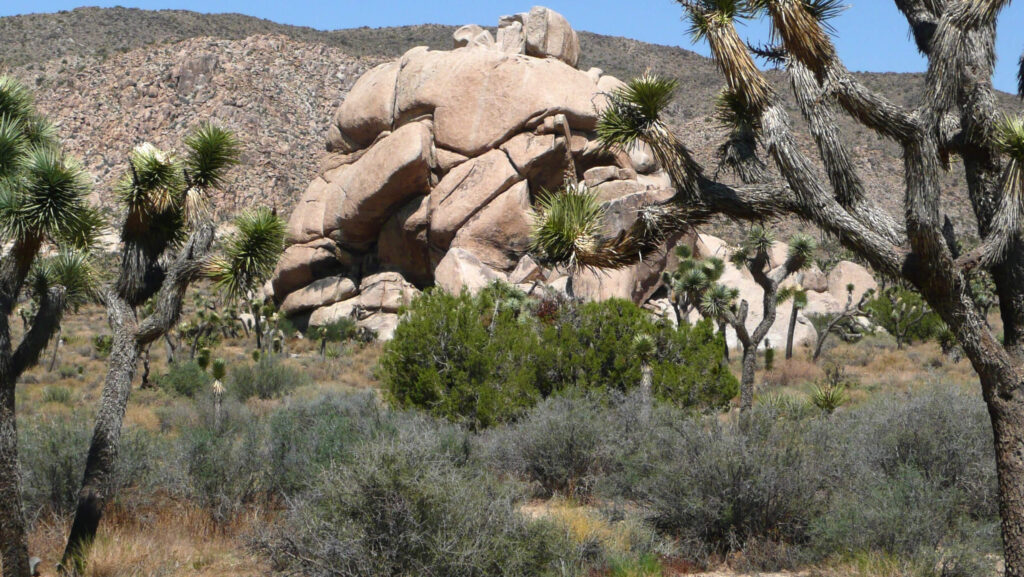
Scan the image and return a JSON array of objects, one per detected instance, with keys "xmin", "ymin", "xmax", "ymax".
[
  {"xmin": 0, "ymin": 76, "xmax": 102, "ymax": 577},
  {"xmin": 560, "ymin": 0, "xmax": 1024, "ymax": 573},
  {"xmin": 57, "ymin": 124, "xmax": 283, "ymax": 576}
]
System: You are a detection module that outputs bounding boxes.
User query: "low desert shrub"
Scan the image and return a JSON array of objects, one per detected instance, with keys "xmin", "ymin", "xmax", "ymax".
[
  {"xmin": 228, "ymin": 356, "xmax": 309, "ymax": 400},
  {"xmin": 483, "ymin": 394, "xmax": 608, "ymax": 498},
  {"xmin": 255, "ymin": 414, "xmax": 588, "ymax": 577},
  {"xmin": 19, "ymin": 416, "xmax": 172, "ymax": 522},
  {"xmin": 41, "ymin": 385, "xmax": 72, "ymax": 405},
  {"xmin": 156, "ymin": 360, "xmax": 211, "ymax": 398}
]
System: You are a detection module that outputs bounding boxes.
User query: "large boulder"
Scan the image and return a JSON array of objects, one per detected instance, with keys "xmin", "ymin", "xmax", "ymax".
[
  {"xmin": 434, "ymin": 248, "xmax": 507, "ymax": 294},
  {"xmin": 450, "ymin": 180, "xmax": 533, "ymax": 271},
  {"xmin": 827, "ymin": 261, "xmax": 878, "ymax": 303},
  {"xmin": 393, "ymin": 47, "xmax": 598, "ymax": 156},
  {"xmin": 279, "ymin": 276, "xmax": 358, "ymax": 316},
  {"xmin": 330, "ymin": 61, "xmax": 398, "ymax": 152},
  {"xmin": 428, "ymin": 149, "xmax": 523, "ymax": 249},
  {"xmin": 323, "ymin": 121, "xmax": 434, "ymax": 249},
  {"xmin": 272, "ymin": 239, "xmax": 351, "ymax": 300},
  {"xmin": 523, "ymin": 6, "xmax": 580, "ymax": 67},
  {"xmin": 357, "ymin": 272, "xmax": 420, "ymax": 313}
]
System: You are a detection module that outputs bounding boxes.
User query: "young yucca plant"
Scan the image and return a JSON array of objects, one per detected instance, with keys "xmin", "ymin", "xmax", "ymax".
[
  {"xmin": 206, "ymin": 207, "xmax": 287, "ymax": 299},
  {"xmin": 530, "ymin": 181, "xmax": 606, "ymax": 270}
]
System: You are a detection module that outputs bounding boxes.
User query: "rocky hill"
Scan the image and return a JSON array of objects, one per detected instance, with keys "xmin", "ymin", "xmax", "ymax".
[{"xmin": 0, "ymin": 6, "xmax": 1019, "ymax": 229}]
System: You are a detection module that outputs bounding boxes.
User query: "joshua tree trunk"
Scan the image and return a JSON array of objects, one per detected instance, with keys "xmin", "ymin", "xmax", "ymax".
[
  {"xmin": 60, "ymin": 300, "xmax": 139, "ymax": 575},
  {"xmin": 0, "ymin": 380, "xmax": 31, "ymax": 577},
  {"xmin": 61, "ymin": 227, "xmax": 213, "ymax": 574},
  {"xmin": 785, "ymin": 300, "xmax": 799, "ymax": 360},
  {"xmin": 639, "ymin": 360, "xmax": 653, "ymax": 421},
  {"xmin": 48, "ymin": 327, "xmax": 61, "ymax": 372},
  {"xmin": 739, "ymin": 345, "xmax": 757, "ymax": 414}
]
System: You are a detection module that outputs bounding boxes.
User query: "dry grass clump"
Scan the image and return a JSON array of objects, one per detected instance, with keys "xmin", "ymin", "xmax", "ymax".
[
  {"xmin": 761, "ymin": 358, "xmax": 824, "ymax": 390},
  {"xmin": 28, "ymin": 500, "xmax": 269, "ymax": 577}
]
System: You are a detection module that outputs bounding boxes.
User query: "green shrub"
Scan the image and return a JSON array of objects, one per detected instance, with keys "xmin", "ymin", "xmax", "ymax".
[
  {"xmin": 379, "ymin": 285, "xmax": 545, "ymax": 428},
  {"xmin": 865, "ymin": 286, "xmax": 944, "ymax": 345},
  {"xmin": 41, "ymin": 385, "xmax": 72, "ymax": 405},
  {"xmin": 228, "ymin": 356, "xmax": 309, "ymax": 401},
  {"xmin": 380, "ymin": 283, "xmax": 737, "ymax": 427},
  {"xmin": 156, "ymin": 361, "xmax": 212, "ymax": 398}
]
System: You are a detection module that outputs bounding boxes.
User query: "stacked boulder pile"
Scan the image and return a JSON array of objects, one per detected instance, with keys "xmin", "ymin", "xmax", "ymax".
[
  {"xmin": 270, "ymin": 6, "xmax": 878, "ymax": 346},
  {"xmin": 271, "ymin": 6, "xmax": 680, "ymax": 338}
]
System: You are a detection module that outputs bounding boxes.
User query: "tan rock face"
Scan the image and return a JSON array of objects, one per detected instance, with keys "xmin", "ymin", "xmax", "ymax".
[
  {"xmin": 827, "ymin": 261, "xmax": 878, "ymax": 303},
  {"xmin": 394, "ymin": 47, "xmax": 598, "ymax": 156},
  {"xmin": 279, "ymin": 276, "xmax": 358, "ymax": 316},
  {"xmin": 331, "ymin": 61, "xmax": 398, "ymax": 151},
  {"xmin": 377, "ymin": 195, "xmax": 433, "ymax": 286},
  {"xmin": 323, "ymin": 121, "xmax": 434, "ymax": 249},
  {"xmin": 428, "ymin": 149, "xmax": 523, "ymax": 249},
  {"xmin": 524, "ymin": 6, "xmax": 580, "ymax": 67},
  {"xmin": 434, "ymin": 248, "xmax": 507, "ymax": 295},
  {"xmin": 451, "ymin": 180, "xmax": 533, "ymax": 271},
  {"xmin": 358, "ymin": 272, "xmax": 420, "ymax": 313},
  {"xmin": 272, "ymin": 239, "xmax": 351, "ymax": 299}
]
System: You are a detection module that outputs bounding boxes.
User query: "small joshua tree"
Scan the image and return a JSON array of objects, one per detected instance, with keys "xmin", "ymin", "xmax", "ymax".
[
  {"xmin": 59, "ymin": 125, "xmax": 284, "ymax": 574},
  {"xmin": 0, "ymin": 76, "xmax": 102, "ymax": 577},
  {"xmin": 811, "ymin": 283, "xmax": 873, "ymax": 362},
  {"xmin": 776, "ymin": 284, "xmax": 808, "ymax": 360},
  {"xmin": 633, "ymin": 333, "xmax": 656, "ymax": 420},
  {"xmin": 705, "ymin": 226, "xmax": 814, "ymax": 412}
]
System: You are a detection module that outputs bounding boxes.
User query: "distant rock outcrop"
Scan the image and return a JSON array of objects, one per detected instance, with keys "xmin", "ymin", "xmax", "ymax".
[
  {"xmin": 271, "ymin": 6, "xmax": 878, "ymax": 346},
  {"xmin": 273, "ymin": 7, "xmax": 684, "ymax": 336}
]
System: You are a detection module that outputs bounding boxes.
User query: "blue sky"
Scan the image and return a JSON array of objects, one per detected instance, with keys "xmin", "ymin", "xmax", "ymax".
[{"xmin": 3, "ymin": 1, "xmax": 1022, "ymax": 94}]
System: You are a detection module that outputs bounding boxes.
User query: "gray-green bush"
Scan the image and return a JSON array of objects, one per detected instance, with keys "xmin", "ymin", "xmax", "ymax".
[{"xmin": 227, "ymin": 356, "xmax": 309, "ymax": 400}]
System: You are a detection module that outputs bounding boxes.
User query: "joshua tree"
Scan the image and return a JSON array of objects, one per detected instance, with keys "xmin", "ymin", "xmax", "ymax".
[
  {"xmin": 0, "ymin": 77, "xmax": 102, "ymax": 577},
  {"xmin": 811, "ymin": 283, "xmax": 873, "ymax": 362},
  {"xmin": 869, "ymin": 285, "xmax": 934, "ymax": 350},
  {"xmin": 776, "ymin": 284, "xmax": 808, "ymax": 359},
  {"xmin": 532, "ymin": 0, "xmax": 1024, "ymax": 571},
  {"xmin": 703, "ymin": 226, "xmax": 814, "ymax": 412},
  {"xmin": 633, "ymin": 333, "xmax": 657, "ymax": 419},
  {"xmin": 58, "ymin": 126, "xmax": 284, "ymax": 575}
]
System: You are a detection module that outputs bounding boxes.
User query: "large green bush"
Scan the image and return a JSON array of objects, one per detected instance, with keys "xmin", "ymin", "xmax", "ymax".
[{"xmin": 379, "ymin": 283, "xmax": 737, "ymax": 427}]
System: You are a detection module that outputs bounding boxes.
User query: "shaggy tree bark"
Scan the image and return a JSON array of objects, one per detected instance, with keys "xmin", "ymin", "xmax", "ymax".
[
  {"xmin": 0, "ymin": 241, "xmax": 67, "ymax": 577},
  {"xmin": 60, "ymin": 226, "xmax": 213, "ymax": 575},
  {"xmin": 608, "ymin": 0, "xmax": 1024, "ymax": 572}
]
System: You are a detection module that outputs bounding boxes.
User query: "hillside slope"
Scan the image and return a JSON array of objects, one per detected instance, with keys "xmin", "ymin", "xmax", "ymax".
[{"xmin": 1, "ymin": 6, "xmax": 1020, "ymax": 235}]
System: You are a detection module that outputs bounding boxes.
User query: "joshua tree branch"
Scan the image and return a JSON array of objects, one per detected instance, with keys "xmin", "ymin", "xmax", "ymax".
[
  {"xmin": 10, "ymin": 287, "xmax": 66, "ymax": 377},
  {"xmin": 135, "ymin": 225, "xmax": 215, "ymax": 347}
]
